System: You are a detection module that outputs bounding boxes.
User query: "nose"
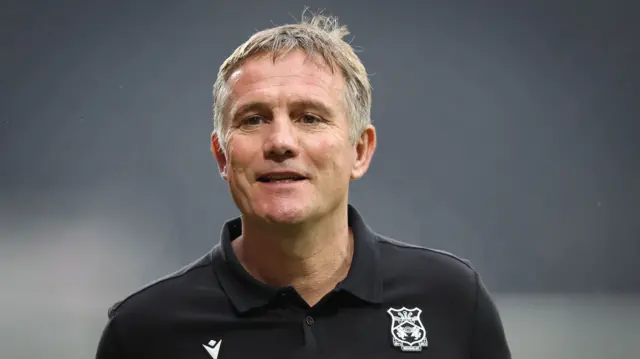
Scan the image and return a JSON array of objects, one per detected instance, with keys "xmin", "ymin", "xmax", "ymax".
[{"xmin": 263, "ymin": 115, "xmax": 299, "ymax": 162}]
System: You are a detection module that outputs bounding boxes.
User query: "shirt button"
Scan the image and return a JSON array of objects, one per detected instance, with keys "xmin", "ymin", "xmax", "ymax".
[{"xmin": 305, "ymin": 316, "xmax": 315, "ymax": 326}]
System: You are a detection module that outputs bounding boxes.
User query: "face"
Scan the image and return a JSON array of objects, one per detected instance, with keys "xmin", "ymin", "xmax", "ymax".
[{"xmin": 211, "ymin": 50, "xmax": 376, "ymax": 226}]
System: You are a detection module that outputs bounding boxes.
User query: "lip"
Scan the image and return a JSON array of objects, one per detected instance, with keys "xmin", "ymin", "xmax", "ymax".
[{"xmin": 256, "ymin": 170, "xmax": 308, "ymax": 182}]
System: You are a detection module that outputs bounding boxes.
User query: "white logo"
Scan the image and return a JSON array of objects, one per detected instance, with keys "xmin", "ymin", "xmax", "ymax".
[
  {"xmin": 202, "ymin": 339, "xmax": 222, "ymax": 359},
  {"xmin": 387, "ymin": 307, "xmax": 429, "ymax": 352}
]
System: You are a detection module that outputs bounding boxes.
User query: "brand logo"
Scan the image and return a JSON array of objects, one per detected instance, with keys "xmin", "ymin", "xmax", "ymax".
[
  {"xmin": 203, "ymin": 339, "xmax": 222, "ymax": 359},
  {"xmin": 387, "ymin": 307, "xmax": 428, "ymax": 352}
]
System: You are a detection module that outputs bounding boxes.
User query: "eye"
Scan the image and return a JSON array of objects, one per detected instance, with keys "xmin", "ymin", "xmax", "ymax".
[
  {"xmin": 242, "ymin": 115, "xmax": 264, "ymax": 126},
  {"xmin": 299, "ymin": 114, "xmax": 322, "ymax": 124}
]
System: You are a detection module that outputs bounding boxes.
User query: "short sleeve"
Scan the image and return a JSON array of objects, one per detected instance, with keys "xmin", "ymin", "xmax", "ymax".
[
  {"xmin": 470, "ymin": 271, "xmax": 512, "ymax": 359},
  {"xmin": 95, "ymin": 314, "xmax": 127, "ymax": 359}
]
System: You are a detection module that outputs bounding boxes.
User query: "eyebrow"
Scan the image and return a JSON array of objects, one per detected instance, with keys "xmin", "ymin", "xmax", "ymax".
[{"xmin": 229, "ymin": 98, "xmax": 336, "ymax": 121}]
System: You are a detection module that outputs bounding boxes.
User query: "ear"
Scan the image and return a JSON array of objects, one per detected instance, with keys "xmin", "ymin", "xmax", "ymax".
[
  {"xmin": 350, "ymin": 125, "xmax": 377, "ymax": 180},
  {"xmin": 211, "ymin": 131, "xmax": 228, "ymax": 180}
]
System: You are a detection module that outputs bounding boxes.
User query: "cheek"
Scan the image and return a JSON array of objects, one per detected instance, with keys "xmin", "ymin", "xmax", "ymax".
[
  {"xmin": 309, "ymin": 137, "xmax": 335, "ymax": 159},
  {"xmin": 226, "ymin": 138, "xmax": 257, "ymax": 180},
  {"xmin": 307, "ymin": 137, "xmax": 354, "ymax": 173}
]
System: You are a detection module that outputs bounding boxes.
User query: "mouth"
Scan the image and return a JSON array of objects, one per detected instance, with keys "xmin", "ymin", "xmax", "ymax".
[{"xmin": 256, "ymin": 172, "xmax": 307, "ymax": 183}]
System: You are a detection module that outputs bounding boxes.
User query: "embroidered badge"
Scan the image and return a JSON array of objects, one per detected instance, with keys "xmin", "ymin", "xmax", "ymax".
[{"xmin": 387, "ymin": 307, "xmax": 429, "ymax": 352}]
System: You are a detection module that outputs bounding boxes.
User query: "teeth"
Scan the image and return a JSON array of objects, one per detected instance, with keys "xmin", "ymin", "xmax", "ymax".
[{"xmin": 260, "ymin": 175, "xmax": 303, "ymax": 182}]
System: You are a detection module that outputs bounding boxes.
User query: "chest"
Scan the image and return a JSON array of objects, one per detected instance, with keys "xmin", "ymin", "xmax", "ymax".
[{"xmin": 127, "ymin": 304, "xmax": 470, "ymax": 359}]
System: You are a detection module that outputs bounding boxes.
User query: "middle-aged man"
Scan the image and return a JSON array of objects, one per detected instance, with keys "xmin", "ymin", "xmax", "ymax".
[{"xmin": 96, "ymin": 12, "xmax": 511, "ymax": 359}]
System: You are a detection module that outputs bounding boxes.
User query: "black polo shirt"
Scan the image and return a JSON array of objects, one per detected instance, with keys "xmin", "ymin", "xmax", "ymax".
[{"xmin": 96, "ymin": 205, "xmax": 511, "ymax": 359}]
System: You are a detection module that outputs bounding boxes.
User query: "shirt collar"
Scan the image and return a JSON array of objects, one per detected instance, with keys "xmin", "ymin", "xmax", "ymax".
[{"xmin": 212, "ymin": 204, "xmax": 382, "ymax": 314}]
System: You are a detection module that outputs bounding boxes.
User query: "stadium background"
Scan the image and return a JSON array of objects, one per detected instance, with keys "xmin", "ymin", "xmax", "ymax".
[{"xmin": 1, "ymin": 0, "xmax": 638, "ymax": 357}]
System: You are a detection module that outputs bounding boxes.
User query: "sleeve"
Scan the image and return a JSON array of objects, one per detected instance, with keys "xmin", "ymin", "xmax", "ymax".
[
  {"xmin": 95, "ymin": 314, "xmax": 127, "ymax": 359},
  {"xmin": 469, "ymin": 271, "xmax": 512, "ymax": 359}
]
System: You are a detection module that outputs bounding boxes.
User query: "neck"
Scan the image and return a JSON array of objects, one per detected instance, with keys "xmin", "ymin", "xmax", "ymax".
[{"xmin": 232, "ymin": 204, "xmax": 354, "ymax": 305}]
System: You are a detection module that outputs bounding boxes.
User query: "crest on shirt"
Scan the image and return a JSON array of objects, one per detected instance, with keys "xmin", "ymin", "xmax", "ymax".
[{"xmin": 387, "ymin": 307, "xmax": 429, "ymax": 352}]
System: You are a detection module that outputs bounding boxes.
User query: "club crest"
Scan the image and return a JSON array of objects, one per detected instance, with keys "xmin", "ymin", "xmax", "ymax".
[{"xmin": 387, "ymin": 307, "xmax": 429, "ymax": 352}]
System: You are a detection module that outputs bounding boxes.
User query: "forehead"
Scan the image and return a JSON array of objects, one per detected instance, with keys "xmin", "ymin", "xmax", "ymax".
[{"xmin": 226, "ymin": 51, "xmax": 346, "ymax": 112}]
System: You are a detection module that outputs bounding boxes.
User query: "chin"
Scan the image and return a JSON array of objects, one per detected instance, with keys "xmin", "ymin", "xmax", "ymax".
[{"xmin": 255, "ymin": 200, "xmax": 312, "ymax": 225}]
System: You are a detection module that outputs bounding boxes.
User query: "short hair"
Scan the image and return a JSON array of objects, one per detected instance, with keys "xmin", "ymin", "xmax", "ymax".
[{"xmin": 212, "ymin": 10, "xmax": 372, "ymax": 152}]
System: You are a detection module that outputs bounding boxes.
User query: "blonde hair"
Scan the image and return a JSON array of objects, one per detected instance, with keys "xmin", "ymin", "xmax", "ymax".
[{"xmin": 212, "ymin": 10, "xmax": 372, "ymax": 152}]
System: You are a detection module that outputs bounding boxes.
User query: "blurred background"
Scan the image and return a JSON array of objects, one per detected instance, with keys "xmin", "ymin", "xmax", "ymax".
[{"xmin": 1, "ymin": 0, "xmax": 639, "ymax": 358}]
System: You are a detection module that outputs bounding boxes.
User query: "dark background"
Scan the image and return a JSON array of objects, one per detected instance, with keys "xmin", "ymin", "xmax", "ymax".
[{"xmin": 1, "ymin": 1, "xmax": 639, "ymax": 357}]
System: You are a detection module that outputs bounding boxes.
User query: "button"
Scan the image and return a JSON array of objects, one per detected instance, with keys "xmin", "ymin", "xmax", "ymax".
[{"xmin": 305, "ymin": 316, "xmax": 315, "ymax": 326}]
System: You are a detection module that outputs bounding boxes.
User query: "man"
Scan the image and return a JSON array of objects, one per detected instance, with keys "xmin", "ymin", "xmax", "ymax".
[{"xmin": 96, "ymin": 12, "xmax": 511, "ymax": 359}]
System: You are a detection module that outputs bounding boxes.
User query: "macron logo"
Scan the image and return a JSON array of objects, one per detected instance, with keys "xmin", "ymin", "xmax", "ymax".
[{"xmin": 203, "ymin": 339, "xmax": 222, "ymax": 359}]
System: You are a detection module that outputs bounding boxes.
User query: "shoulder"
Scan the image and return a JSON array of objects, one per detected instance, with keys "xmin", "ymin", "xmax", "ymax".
[
  {"xmin": 374, "ymin": 234, "xmax": 479, "ymax": 294},
  {"xmin": 375, "ymin": 234, "xmax": 474, "ymax": 272},
  {"xmin": 106, "ymin": 249, "xmax": 218, "ymax": 320}
]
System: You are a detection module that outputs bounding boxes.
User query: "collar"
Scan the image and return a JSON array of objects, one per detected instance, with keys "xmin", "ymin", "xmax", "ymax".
[{"xmin": 212, "ymin": 204, "xmax": 383, "ymax": 314}]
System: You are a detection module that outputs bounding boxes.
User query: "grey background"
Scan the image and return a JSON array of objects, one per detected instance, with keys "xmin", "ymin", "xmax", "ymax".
[{"xmin": 1, "ymin": 0, "xmax": 638, "ymax": 358}]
